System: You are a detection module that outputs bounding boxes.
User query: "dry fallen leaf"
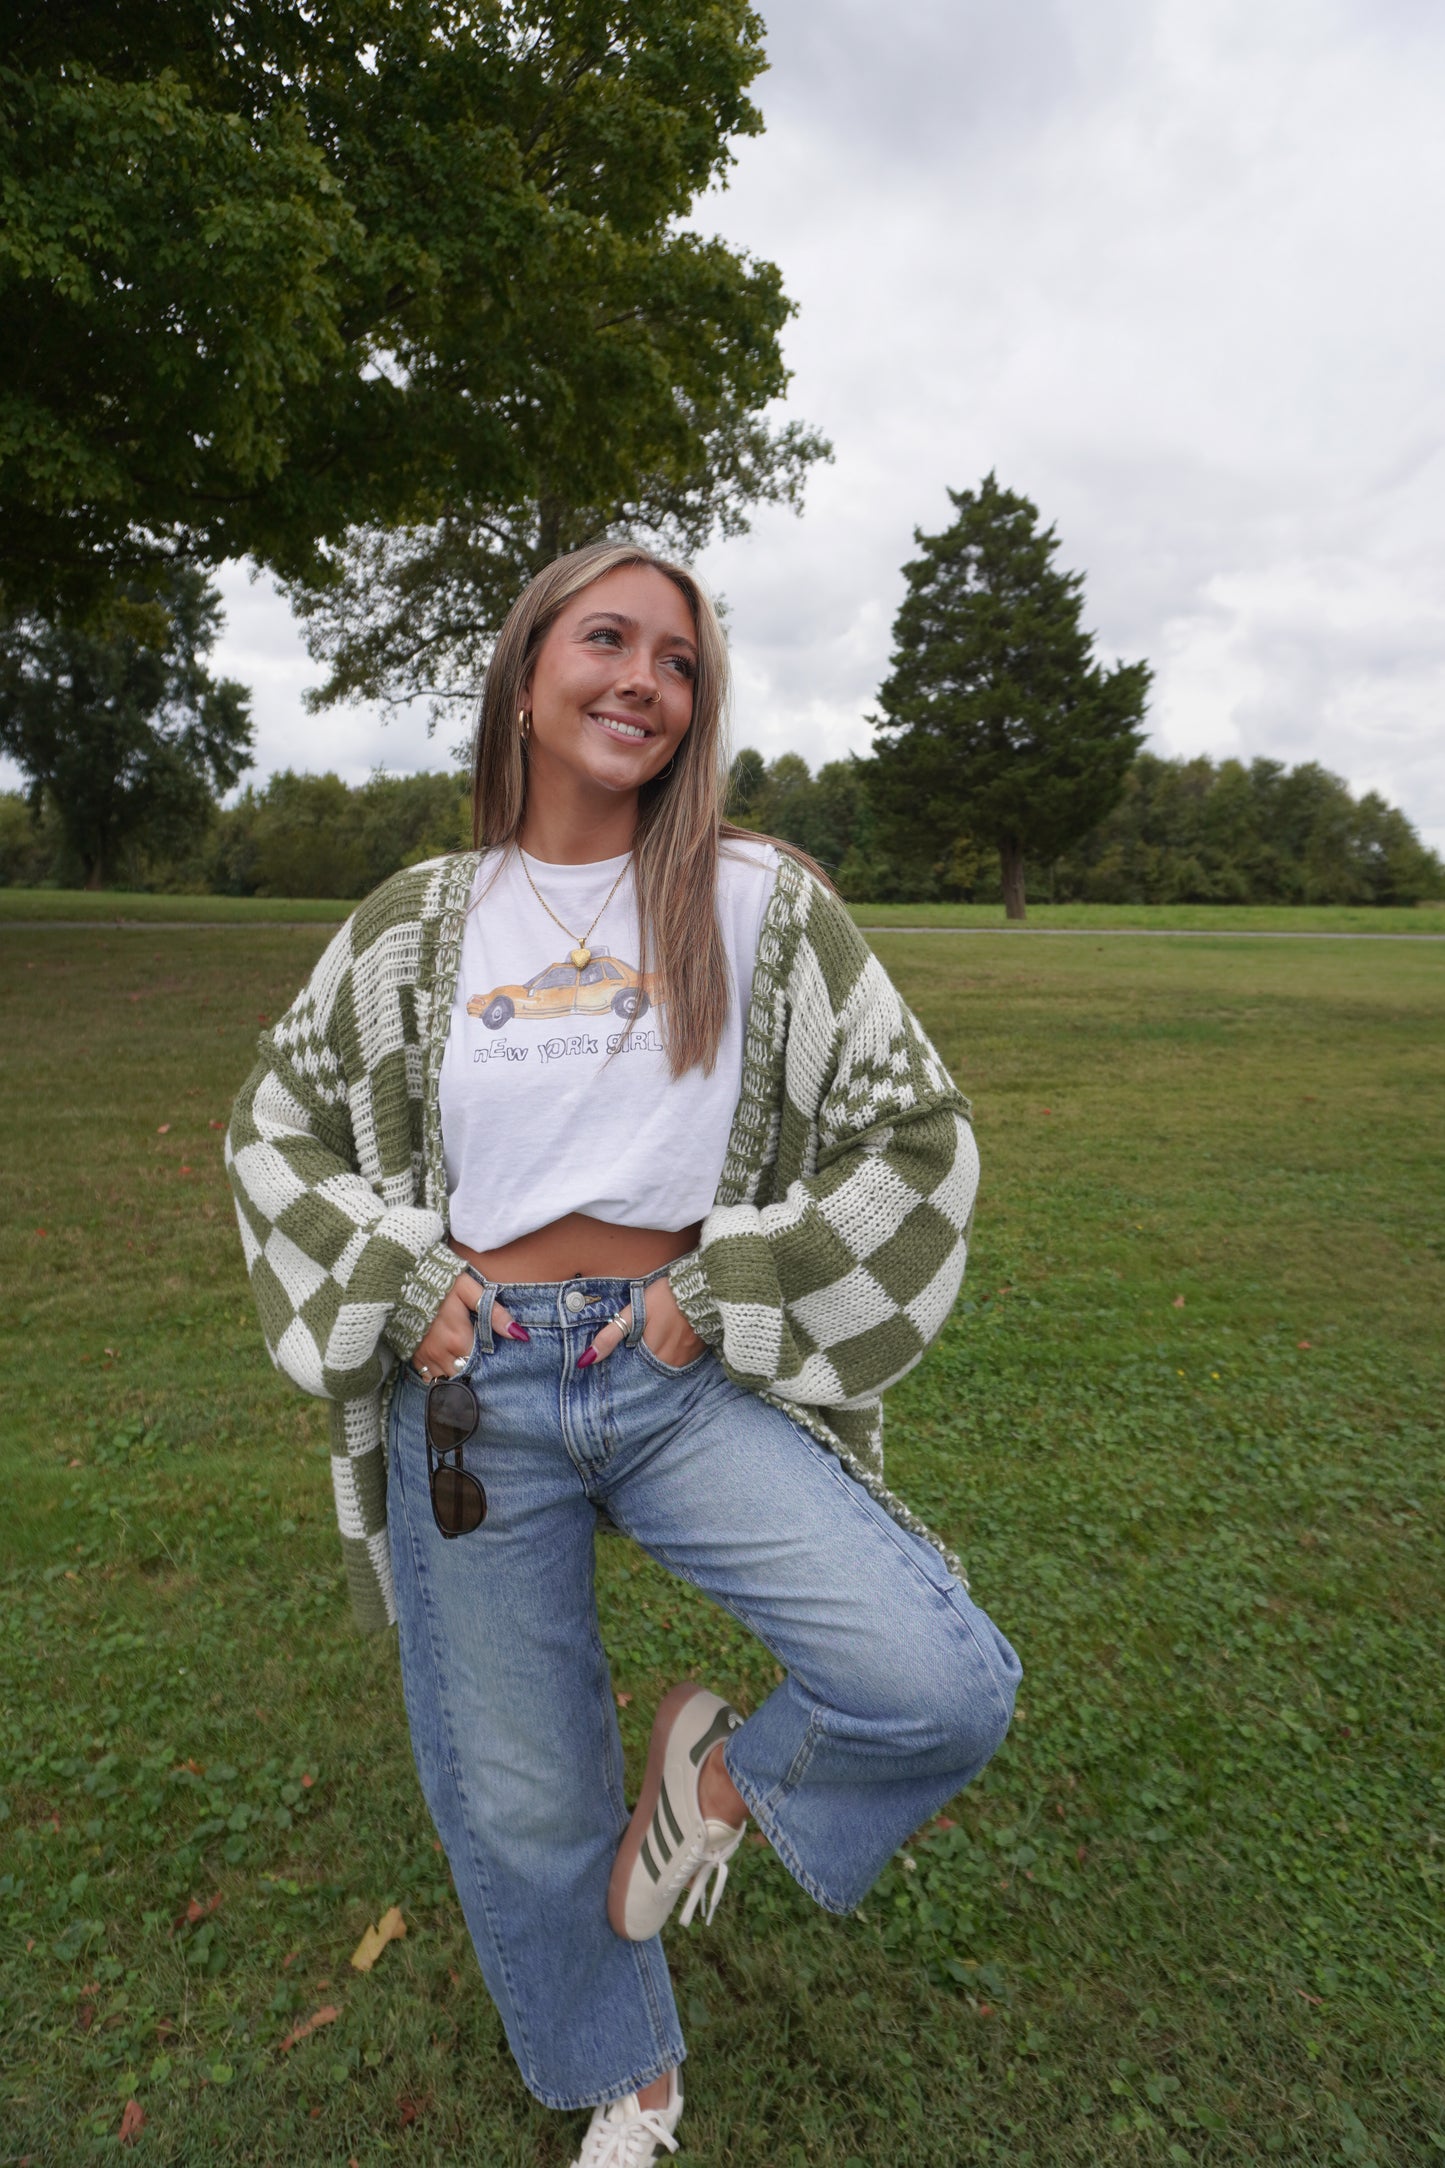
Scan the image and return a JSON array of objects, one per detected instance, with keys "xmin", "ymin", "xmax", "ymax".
[
  {"xmin": 350, "ymin": 1905, "xmax": 407, "ymax": 1973},
  {"xmin": 119, "ymin": 2099, "xmax": 145, "ymax": 2144},
  {"xmin": 278, "ymin": 2004, "xmax": 340, "ymax": 2053},
  {"xmin": 156, "ymin": 1123, "xmax": 171, "ymax": 1134},
  {"xmin": 174, "ymin": 1891, "xmax": 223, "ymax": 1932}
]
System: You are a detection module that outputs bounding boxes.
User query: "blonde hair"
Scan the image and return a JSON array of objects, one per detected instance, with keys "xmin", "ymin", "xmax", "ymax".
[{"xmin": 472, "ymin": 540, "xmax": 829, "ymax": 1077}]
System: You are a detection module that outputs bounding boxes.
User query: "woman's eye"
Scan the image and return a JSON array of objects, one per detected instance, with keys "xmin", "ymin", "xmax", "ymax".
[{"xmin": 585, "ymin": 626, "xmax": 621, "ymax": 646}]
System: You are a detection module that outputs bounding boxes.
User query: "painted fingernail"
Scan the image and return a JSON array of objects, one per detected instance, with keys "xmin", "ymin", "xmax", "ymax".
[
  {"xmin": 506, "ymin": 1322, "xmax": 531, "ymax": 1342},
  {"xmin": 577, "ymin": 1347, "xmax": 598, "ymax": 1368}
]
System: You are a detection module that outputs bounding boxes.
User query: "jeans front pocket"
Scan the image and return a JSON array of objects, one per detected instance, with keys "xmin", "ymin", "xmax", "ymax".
[{"xmin": 633, "ymin": 1336, "xmax": 715, "ymax": 1380}]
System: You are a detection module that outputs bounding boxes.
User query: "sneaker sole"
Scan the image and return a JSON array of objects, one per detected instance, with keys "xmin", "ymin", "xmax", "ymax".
[{"xmin": 607, "ymin": 1680, "xmax": 709, "ymax": 1940}]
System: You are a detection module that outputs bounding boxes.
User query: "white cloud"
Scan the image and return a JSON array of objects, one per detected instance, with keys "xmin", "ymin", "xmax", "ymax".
[
  {"xmin": 691, "ymin": 0, "xmax": 1445, "ymax": 852},
  {"xmin": 208, "ymin": 564, "xmax": 449, "ymax": 796}
]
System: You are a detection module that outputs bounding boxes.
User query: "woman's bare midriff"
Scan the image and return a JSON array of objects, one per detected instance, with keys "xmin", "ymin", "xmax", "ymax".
[{"xmin": 449, "ymin": 1210, "xmax": 703, "ymax": 1286}]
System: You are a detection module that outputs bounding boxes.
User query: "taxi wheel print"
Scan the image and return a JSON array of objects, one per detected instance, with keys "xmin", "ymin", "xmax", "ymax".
[
  {"xmin": 612, "ymin": 989, "xmax": 649, "ymax": 1020},
  {"xmin": 481, "ymin": 995, "xmax": 515, "ymax": 1030}
]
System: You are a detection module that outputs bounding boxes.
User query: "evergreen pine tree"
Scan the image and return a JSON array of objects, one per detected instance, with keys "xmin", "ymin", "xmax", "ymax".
[{"xmin": 870, "ymin": 474, "xmax": 1150, "ymax": 917}]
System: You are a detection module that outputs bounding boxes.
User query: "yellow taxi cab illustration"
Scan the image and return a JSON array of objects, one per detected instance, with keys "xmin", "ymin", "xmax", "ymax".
[{"xmin": 467, "ymin": 949, "xmax": 656, "ymax": 1031}]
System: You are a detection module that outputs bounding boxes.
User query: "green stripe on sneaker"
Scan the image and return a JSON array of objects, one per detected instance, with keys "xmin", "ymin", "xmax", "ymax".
[{"xmin": 688, "ymin": 1705, "xmax": 740, "ymax": 1766}]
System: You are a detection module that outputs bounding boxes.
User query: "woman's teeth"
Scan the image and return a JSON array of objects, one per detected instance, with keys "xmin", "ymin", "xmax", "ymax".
[{"xmin": 593, "ymin": 714, "xmax": 649, "ymax": 740}]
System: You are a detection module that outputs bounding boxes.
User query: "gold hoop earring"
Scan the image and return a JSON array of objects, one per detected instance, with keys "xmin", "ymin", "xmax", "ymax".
[
  {"xmin": 654, "ymin": 753, "xmax": 676, "ymax": 782},
  {"xmin": 518, "ymin": 708, "xmax": 531, "ymax": 740}
]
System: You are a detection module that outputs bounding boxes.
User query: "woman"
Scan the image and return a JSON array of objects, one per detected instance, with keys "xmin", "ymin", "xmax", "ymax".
[{"xmin": 227, "ymin": 542, "xmax": 1020, "ymax": 2166}]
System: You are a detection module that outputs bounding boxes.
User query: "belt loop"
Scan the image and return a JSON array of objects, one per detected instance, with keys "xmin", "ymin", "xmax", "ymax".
[
  {"xmin": 460, "ymin": 1264, "xmax": 498, "ymax": 1355},
  {"xmin": 626, "ymin": 1277, "xmax": 647, "ymax": 1347}
]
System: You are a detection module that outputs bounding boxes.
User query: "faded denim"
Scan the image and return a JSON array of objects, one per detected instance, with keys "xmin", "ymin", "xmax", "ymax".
[{"xmin": 386, "ymin": 1272, "xmax": 1021, "ymax": 2110}]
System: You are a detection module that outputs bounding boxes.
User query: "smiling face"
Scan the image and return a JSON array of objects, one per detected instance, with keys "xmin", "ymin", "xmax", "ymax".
[{"xmin": 522, "ymin": 564, "xmax": 698, "ymax": 804}]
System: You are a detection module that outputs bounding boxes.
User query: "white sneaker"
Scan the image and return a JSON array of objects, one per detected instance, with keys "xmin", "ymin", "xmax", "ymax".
[
  {"xmin": 570, "ymin": 2068, "xmax": 683, "ymax": 2167},
  {"xmin": 608, "ymin": 1683, "xmax": 746, "ymax": 1942}
]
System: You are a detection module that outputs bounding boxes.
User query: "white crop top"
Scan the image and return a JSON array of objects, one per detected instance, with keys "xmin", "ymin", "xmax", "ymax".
[{"xmin": 438, "ymin": 838, "xmax": 780, "ymax": 1251}]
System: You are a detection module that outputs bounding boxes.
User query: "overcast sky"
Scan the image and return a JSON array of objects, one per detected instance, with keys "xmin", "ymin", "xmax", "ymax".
[{"xmin": 64, "ymin": 2, "xmax": 1445, "ymax": 847}]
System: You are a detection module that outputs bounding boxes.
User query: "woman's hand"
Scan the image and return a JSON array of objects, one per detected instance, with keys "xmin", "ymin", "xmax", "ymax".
[
  {"xmin": 581, "ymin": 1273, "xmax": 706, "ymax": 1369},
  {"xmin": 409, "ymin": 1273, "xmax": 528, "ymax": 1381}
]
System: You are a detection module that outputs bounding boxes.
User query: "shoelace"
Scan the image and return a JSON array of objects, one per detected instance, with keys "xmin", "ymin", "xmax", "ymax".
[
  {"xmin": 675, "ymin": 1822, "xmax": 745, "ymax": 1929},
  {"xmin": 575, "ymin": 2098, "xmax": 680, "ymax": 2168}
]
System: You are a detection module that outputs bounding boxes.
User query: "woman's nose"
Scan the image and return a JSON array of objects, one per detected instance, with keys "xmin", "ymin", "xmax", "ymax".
[{"xmin": 617, "ymin": 659, "xmax": 660, "ymax": 702}]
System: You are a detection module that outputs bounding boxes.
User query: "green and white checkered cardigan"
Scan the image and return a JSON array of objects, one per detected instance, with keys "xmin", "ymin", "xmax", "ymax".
[{"xmin": 226, "ymin": 848, "xmax": 979, "ymax": 1632}]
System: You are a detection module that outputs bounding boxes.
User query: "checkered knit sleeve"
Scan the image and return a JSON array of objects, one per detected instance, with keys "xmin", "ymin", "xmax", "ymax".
[
  {"xmin": 669, "ymin": 875, "xmax": 978, "ymax": 1408},
  {"xmin": 225, "ymin": 915, "xmax": 462, "ymax": 1401}
]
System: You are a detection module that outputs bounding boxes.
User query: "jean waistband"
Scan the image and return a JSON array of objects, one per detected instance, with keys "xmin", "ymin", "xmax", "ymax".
[{"xmin": 478, "ymin": 1266, "xmax": 674, "ymax": 1329}]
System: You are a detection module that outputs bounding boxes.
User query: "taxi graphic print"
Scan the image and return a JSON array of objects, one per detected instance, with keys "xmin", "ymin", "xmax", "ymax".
[{"xmin": 467, "ymin": 948, "xmax": 657, "ymax": 1031}]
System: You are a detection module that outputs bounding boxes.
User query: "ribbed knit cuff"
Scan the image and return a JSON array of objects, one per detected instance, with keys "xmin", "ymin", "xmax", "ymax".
[
  {"xmin": 668, "ymin": 1249, "xmax": 723, "ymax": 1350},
  {"xmin": 383, "ymin": 1240, "xmax": 464, "ymax": 1363}
]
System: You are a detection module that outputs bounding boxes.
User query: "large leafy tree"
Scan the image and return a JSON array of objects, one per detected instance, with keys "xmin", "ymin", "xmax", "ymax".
[
  {"xmin": 0, "ymin": 570, "xmax": 252, "ymax": 886},
  {"xmin": 1, "ymin": 0, "xmax": 823, "ymax": 621},
  {"xmin": 291, "ymin": 385, "xmax": 825, "ymax": 727},
  {"xmin": 869, "ymin": 475, "xmax": 1151, "ymax": 918}
]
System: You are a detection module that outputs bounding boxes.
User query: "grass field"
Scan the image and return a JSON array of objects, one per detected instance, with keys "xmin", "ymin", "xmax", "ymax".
[
  {"xmin": 3, "ymin": 886, "xmax": 1444, "ymax": 936},
  {"xmin": 1, "ymin": 920, "xmax": 1441, "ymax": 2165}
]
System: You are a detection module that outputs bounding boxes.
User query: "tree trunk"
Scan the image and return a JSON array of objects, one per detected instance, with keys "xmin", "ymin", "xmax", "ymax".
[
  {"xmin": 536, "ymin": 492, "xmax": 563, "ymax": 564},
  {"xmin": 84, "ymin": 858, "xmax": 104, "ymax": 891},
  {"xmin": 998, "ymin": 835, "xmax": 1027, "ymax": 921}
]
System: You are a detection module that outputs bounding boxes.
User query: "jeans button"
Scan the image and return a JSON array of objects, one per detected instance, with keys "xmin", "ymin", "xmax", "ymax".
[{"xmin": 564, "ymin": 1289, "xmax": 588, "ymax": 1314}]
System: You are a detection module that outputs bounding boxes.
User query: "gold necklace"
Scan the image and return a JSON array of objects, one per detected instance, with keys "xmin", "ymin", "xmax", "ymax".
[{"xmin": 517, "ymin": 846, "xmax": 633, "ymax": 969}]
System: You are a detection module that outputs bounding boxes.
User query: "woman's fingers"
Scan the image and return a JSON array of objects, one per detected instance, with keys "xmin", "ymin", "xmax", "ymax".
[
  {"xmin": 579, "ymin": 1304, "xmax": 632, "ymax": 1368},
  {"xmin": 415, "ymin": 1296, "xmax": 527, "ymax": 1379}
]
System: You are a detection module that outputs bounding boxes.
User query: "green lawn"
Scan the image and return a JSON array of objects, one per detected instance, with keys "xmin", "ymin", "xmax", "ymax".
[
  {"xmin": 851, "ymin": 901, "xmax": 1445, "ymax": 935},
  {"xmin": 3, "ymin": 886, "xmax": 1443, "ymax": 935},
  {"xmin": 0, "ymin": 889, "xmax": 353, "ymax": 924},
  {"xmin": 1, "ymin": 924, "xmax": 1441, "ymax": 2164}
]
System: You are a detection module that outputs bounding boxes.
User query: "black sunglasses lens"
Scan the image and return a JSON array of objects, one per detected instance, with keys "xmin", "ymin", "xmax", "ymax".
[
  {"xmin": 431, "ymin": 1462, "xmax": 487, "ymax": 1536},
  {"xmin": 426, "ymin": 1377, "xmax": 478, "ymax": 1452}
]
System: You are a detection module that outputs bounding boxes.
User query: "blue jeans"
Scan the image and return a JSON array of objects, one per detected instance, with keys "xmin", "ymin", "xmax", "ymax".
[{"xmin": 386, "ymin": 1272, "xmax": 1021, "ymax": 2111}]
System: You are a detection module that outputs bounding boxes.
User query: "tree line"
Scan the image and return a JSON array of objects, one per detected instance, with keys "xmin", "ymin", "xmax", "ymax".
[
  {"xmin": 2, "ymin": 747, "xmax": 1437, "ymax": 907},
  {"xmin": 727, "ymin": 745, "xmax": 1442, "ymax": 907}
]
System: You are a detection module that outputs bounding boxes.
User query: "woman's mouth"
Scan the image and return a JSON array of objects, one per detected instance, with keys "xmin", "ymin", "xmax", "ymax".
[{"xmin": 588, "ymin": 711, "xmax": 654, "ymax": 744}]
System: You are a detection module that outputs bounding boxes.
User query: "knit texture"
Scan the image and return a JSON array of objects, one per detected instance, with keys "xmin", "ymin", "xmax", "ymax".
[{"xmin": 227, "ymin": 850, "xmax": 978, "ymax": 1632}]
